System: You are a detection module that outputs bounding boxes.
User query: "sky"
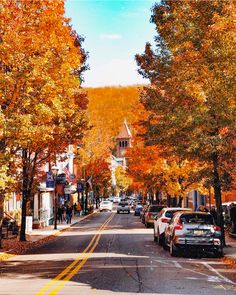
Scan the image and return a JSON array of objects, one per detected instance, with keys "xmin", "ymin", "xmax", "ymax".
[{"xmin": 65, "ymin": 0, "xmax": 157, "ymax": 87}]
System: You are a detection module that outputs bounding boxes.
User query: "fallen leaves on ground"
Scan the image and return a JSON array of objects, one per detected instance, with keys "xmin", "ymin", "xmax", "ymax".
[{"xmin": 0, "ymin": 234, "xmax": 57, "ymax": 261}]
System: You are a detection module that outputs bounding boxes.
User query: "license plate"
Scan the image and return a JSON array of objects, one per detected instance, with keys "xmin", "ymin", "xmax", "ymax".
[{"xmin": 194, "ymin": 230, "xmax": 205, "ymax": 235}]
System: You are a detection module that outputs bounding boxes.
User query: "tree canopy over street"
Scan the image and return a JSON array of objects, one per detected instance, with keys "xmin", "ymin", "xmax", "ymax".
[
  {"xmin": 135, "ymin": 0, "xmax": 236, "ymax": 244},
  {"xmin": 0, "ymin": 0, "xmax": 88, "ymax": 241}
]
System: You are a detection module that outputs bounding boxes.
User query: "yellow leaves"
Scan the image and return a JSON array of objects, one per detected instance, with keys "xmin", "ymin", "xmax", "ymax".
[
  {"xmin": 115, "ymin": 166, "xmax": 132, "ymax": 192},
  {"xmin": 83, "ymin": 86, "xmax": 140, "ymax": 160}
]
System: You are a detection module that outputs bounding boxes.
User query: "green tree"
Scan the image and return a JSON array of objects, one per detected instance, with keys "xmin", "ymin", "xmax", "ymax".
[{"xmin": 136, "ymin": 0, "xmax": 236, "ymax": 245}]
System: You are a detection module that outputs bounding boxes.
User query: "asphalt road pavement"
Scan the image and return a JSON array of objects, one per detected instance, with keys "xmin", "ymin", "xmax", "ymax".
[{"xmin": 0, "ymin": 209, "xmax": 236, "ymax": 295}]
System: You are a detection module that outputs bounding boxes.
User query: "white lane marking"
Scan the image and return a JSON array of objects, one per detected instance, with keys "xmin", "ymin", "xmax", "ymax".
[
  {"xmin": 173, "ymin": 261, "xmax": 182, "ymax": 268},
  {"xmin": 202, "ymin": 262, "xmax": 236, "ymax": 285}
]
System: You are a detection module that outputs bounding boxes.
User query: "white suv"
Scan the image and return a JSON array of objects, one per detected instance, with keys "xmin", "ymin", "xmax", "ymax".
[
  {"xmin": 154, "ymin": 207, "xmax": 191, "ymax": 245},
  {"xmin": 99, "ymin": 201, "xmax": 113, "ymax": 212}
]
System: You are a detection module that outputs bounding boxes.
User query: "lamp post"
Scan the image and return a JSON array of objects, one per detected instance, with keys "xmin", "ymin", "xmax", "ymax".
[{"xmin": 52, "ymin": 165, "xmax": 59, "ymax": 230}]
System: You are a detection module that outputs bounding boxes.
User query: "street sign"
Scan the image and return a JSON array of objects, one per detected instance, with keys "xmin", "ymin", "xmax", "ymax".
[
  {"xmin": 77, "ymin": 182, "xmax": 84, "ymax": 192},
  {"xmin": 46, "ymin": 172, "xmax": 54, "ymax": 188},
  {"xmin": 56, "ymin": 173, "xmax": 67, "ymax": 184}
]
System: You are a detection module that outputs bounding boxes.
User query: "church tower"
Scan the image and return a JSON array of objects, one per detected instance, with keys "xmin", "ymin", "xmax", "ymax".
[{"xmin": 116, "ymin": 119, "xmax": 132, "ymax": 158}]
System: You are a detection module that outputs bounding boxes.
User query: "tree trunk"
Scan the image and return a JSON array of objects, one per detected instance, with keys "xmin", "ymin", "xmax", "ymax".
[
  {"xmin": 0, "ymin": 194, "xmax": 4, "ymax": 248},
  {"xmin": 20, "ymin": 148, "xmax": 28, "ymax": 242},
  {"xmin": 212, "ymin": 152, "xmax": 225, "ymax": 247}
]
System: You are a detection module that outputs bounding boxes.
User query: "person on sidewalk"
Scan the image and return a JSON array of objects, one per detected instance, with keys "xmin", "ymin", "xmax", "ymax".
[
  {"xmin": 230, "ymin": 204, "xmax": 236, "ymax": 234},
  {"xmin": 76, "ymin": 202, "xmax": 82, "ymax": 217},
  {"xmin": 73, "ymin": 203, "xmax": 77, "ymax": 216},
  {"xmin": 66, "ymin": 205, "xmax": 73, "ymax": 224},
  {"xmin": 210, "ymin": 206, "xmax": 217, "ymax": 223},
  {"xmin": 57, "ymin": 206, "xmax": 63, "ymax": 223}
]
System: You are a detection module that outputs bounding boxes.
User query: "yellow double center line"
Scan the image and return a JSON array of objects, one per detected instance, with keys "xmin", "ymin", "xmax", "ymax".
[{"xmin": 37, "ymin": 213, "xmax": 114, "ymax": 295}]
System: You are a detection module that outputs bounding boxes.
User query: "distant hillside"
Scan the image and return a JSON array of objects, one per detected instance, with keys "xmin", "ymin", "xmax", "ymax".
[{"xmin": 83, "ymin": 85, "xmax": 142, "ymax": 158}]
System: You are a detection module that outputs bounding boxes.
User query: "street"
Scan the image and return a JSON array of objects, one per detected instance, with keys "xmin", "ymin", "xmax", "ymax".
[{"xmin": 0, "ymin": 210, "xmax": 236, "ymax": 295}]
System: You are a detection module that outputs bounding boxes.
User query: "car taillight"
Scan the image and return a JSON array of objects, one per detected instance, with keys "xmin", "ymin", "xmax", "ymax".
[
  {"xmin": 213, "ymin": 225, "xmax": 221, "ymax": 231},
  {"xmin": 174, "ymin": 225, "xmax": 183, "ymax": 230},
  {"xmin": 161, "ymin": 218, "xmax": 169, "ymax": 223}
]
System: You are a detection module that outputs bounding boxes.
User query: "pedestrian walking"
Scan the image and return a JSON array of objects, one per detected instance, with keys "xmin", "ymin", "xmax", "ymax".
[
  {"xmin": 210, "ymin": 206, "xmax": 217, "ymax": 223},
  {"xmin": 57, "ymin": 206, "xmax": 63, "ymax": 223},
  {"xmin": 73, "ymin": 203, "xmax": 77, "ymax": 215},
  {"xmin": 230, "ymin": 204, "xmax": 236, "ymax": 234},
  {"xmin": 66, "ymin": 205, "xmax": 73, "ymax": 224},
  {"xmin": 76, "ymin": 202, "xmax": 82, "ymax": 217}
]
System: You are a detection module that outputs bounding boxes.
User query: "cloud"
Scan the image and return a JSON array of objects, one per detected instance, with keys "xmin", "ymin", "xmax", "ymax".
[{"xmin": 100, "ymin": 33, "xmax": 122, "ymax": 40}]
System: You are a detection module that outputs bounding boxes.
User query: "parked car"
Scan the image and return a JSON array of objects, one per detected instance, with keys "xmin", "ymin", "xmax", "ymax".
[
  {"xmin": 143, "ymin": 205, "xmax": 165, "ymax": 227},
  {"xmin": 117, "ymin": 201, "xmax": 130, "ymax": 214},
  {"xmin": 134, "ymin": 204, "xmax": 143, "ymax": 216},
  {"xmin": 164, "ymin": 211, "xmax": 223, "ymax": 257},
  {"xmin": 99, "ymin": 201, "xmax": 113, "ymax": 212},
  {"xmin": 154, "ymin": 207, "xmax": 191, "ymax": 245},
  {"xmin": 140, "ymin": 204, "xmax": 148, "ymax": 223}
]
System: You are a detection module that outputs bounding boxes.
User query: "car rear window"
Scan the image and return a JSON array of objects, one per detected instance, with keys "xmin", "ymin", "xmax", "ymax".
[
  {"xmin": 180, "ymin": 213, "xmax": 214, "ymax": 224},
  {"xmin": 165, "ymin": 211, "xmax": 176, "ymax": 218},
  {"xmin": 119, "ymin": 202, "xmax": 128, "ymax": 206},
  {"xmin": 149, "ymin": 206, "xmax": 164, "ymax": 212},
  {"xmin": 102, "ymin": 201, "xmax": 110, "ymax": 204},
  {"xmin": 165, "ymin": 210, "xmax": 189, "ymax": 218}
]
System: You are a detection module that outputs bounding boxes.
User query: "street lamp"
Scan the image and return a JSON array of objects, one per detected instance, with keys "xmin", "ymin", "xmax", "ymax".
[{"xmin": 52, "ymin": 165, "xmax": 59, "ymax": 230}]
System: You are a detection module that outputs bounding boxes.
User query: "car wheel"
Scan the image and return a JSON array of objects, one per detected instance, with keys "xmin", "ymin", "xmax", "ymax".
[
  {"xmin": 214, "ymin": 248, "xmax": 223, "ymax": 258},
  {"xmin": 128, "ymin": 211, "xmax": 130, "ymax": 214},
  {"xmin": 117, "ymin": 211, "xmax": 119, "ymax": 214},
  {"xmin": 170, "ymin": 240, "xmax": 179, "ymax": 257},
  {"xmin": 153, "ymin": 229, "xmax": 157, "ymax": 242},
  {"xmin": 157, "ymin": 229, "xmax": 163, "ymax": 246},
  {"xmin": 162, "ymin": 237, "xmax": 168, "ymax": 250}
]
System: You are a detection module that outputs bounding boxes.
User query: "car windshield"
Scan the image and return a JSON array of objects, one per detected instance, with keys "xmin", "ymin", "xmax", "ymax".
[
  {"xmin": 102, "ymin": 201, "xmax": 110, "ymax": 204},
  {"xmin": 149, "ymin": 206, "xmax": 163, "ymax": 212},
  {"xmin": 180, "ymin": 213, "xmax": 214, "ymax": 224},
  {"xmin": 119, "ymin": 202, "xmax": 128, "ymax": 206}
]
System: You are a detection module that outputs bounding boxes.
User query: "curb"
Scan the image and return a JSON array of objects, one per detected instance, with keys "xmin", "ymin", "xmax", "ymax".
[
  {"xmin": 229, "ymin": 232, "xmax": 236, "ymax": 239},
  {"xmin": 0, "ymin": 211, "xmax": 97, "ymax": 262}
]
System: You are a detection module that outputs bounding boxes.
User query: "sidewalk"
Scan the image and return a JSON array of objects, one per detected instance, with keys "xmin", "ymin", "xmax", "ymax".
[
  {"xmin": 26, "ymin": 212, "xmax": 96, "ymax": 243},
  {"xmin": 0, "ymin": 211, "xmax": 96, "ymax": 260},
  {"xmin": 223, "ymin": 232, "xmax": 236, "ymax": 265}
]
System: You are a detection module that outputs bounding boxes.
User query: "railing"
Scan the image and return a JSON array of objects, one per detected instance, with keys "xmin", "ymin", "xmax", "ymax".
[{"xmin": 1, "ymin": 212, "xmax": 19, "ymax": 239}]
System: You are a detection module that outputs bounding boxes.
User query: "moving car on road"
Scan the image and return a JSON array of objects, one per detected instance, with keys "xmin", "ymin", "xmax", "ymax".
[
  {"xmin": 143, "ymin": 205, "xmax": 165, "ymax": 227},
  {"xmin": 154, "ymin": 207, "xmax": 191, "ymax": 245},
  {"xmin": 164, "ymin": 211, "xmax": 223, "ymax": 257},
  {"xmin": 99, "ymin": 201, "xmax": 113, "ymax": 212},
  {"xmin": 117, "ymin": 201, "xmax": 130, "ymax": 214}
]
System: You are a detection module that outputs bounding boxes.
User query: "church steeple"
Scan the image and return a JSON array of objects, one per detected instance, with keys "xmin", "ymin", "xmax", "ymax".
[{"xmin": 116, "ymin": 119, "xmax": 132, "ymax": 158}]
